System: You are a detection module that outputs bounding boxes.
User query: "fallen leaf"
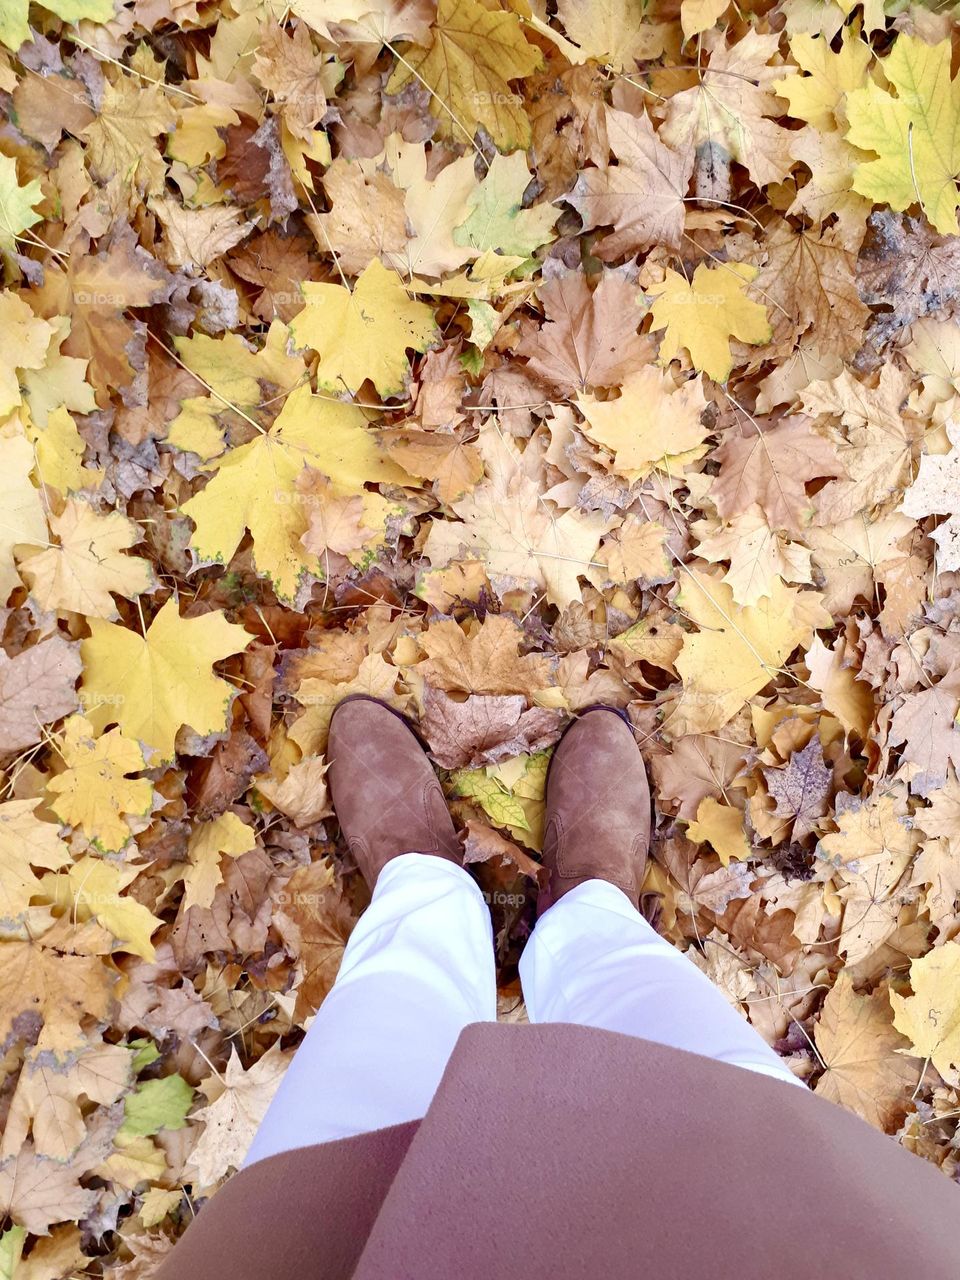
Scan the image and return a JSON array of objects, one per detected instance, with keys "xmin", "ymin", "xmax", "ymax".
[
  {"xmin": 578, "ymin": 366, "xmax": 708, "ymax": 482},
  {"xmin": 709, "ymin": 415, "xmax": 843, "ymax": 534},
  {"xmin": 79, "ymin": 599, "xmax": 251, "ymax": 764},
  {"xmin": 385, "ymin": 0, "xmax": 542, "ymax": 151},
  {"xmin": 889, "ymin": 678, "xmax": 960, "ymax": 798},
  {"xmin": 890, "ymin": 942, "xmax": 960, "ymax": 1086},
  {"xmin": 418, "ymin": 615, "xmax": 554, "ymax": 695},
  {"xmin": 764, "ymin": 736, "xmax": 832, "ymax": 841},
  {"xmin": 421, "ymin": 684, "xmax": 564, "ymax": 768},
  {"xmin": 18, "ymin": 500, "xmax": 154, "ymax": 621},
  {"xmin": 899, "ymin": 419, "xmax": 960, "ymax": 572},
  {"xmin": 523, "ymin": 272, "xmax": 650, "ymax": 403},
  {"xmin": 814, "ymin": 973, "xmax": 920, "ymax": 1130},
  {"xmin": 648, "ymin": 262, "xmax": 770, "ymax": 382},
  {"xmin": 686, "ymin": 796, "xmax": 751, "ymax": 866},
  {"xmin": 568, "ymin": 107, "xmax": 690, "ymax": 257},
  {"xmin": 846, "ymin": 36, "xmax": 960, "ymax": 235},
  {"xmin": 0, "ymin": 637, "xmax": 81, "ymax": 754},
  {"xmin": 46, "ymin": 716, "xmax": 152, "ymax": 853},
  {"xmin": 672, "ymin": 569, "xmax": 829, "ymax": 735},
  {"xmin": 182, "ymin": 812, "xmax": 257, "ymax": 911},
  {"xmin": 0, "ymin": 433, "xmax": 47, "ymax": 604},
  {"xmin": 290, "ymin": 259, "xmax": 437, "ymax": 398},
  {"xmin": 189, "ymin": 1045, "xmax": 292, "ymax": 1187}
]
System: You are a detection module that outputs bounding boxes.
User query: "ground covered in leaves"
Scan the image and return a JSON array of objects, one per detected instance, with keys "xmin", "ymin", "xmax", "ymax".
[{"xmin": 3, "ymin": 0, "xmax": 960, "ymax": 1270}]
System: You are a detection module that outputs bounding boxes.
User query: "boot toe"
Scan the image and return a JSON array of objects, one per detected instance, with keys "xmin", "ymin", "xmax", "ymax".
[
  {"xmin": 542, "ymin": 706, "xmax": 650, "ymax": 907},
  {"xmin": 327, "ymin": 696, "xmax": 460, "ymax": 886}
]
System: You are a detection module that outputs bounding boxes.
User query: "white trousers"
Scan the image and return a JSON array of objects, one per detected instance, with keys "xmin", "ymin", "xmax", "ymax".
[{"xmin": 245, "ymin": 854, "xmax": 800, "ymax": 1166}]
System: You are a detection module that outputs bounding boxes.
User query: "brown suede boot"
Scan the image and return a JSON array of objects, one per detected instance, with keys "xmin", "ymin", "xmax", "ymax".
[
  {"xmin": 327, "ymin": 695, "xmax": 462, "ymax": 888},
  {"xmin": 540, "ymin": 706, "xmax": 651, "ymax": 912}
]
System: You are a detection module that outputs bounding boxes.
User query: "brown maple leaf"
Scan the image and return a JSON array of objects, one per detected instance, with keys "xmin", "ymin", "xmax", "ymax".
[
  {"xmin": 32, "ymin": 226, "xmax": 174, "ymax": 401},
  {"xmin": 418, "ymin": 615, "xmax": 555, "ymax": 696},
  {"xmin": 228, "ymin": 231, "xmax": 324, "ymax": 324},
  {"xmin": 889, "ymin": 677, "xmax": 960, "ymax": 798},
  {"xmin": 567, "ymin": 106, "xmax": 691, "ymax": 258},
  {"xmin": 744, "ymin": 218, "xmax": 869, "ymax": 362},
  {"xmin": 517, "ymin": 266, "xmax": 655, "ymax": 395},
  {"xmin": 0, "ymin": 636, "xmax": 81, "ymax": 754},
  {"xmin": 709, "ymin": 415, "xmax": 844, "ymax": 534},
  {"xmin": 764, "ymin": 736, "xmax": 832, "ymax": 841},
  {"xmin": 858, "ymin": 210, "xmax": 960, "ymax": 357},
  {"xmin": 420, "ymin": 685, "xmax": 564, "ymax": 769}
]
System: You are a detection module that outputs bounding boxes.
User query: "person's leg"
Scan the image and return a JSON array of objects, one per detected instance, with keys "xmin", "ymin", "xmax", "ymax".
[
  {"xmin": 520, "ymin": 879, "xmax": 800, "ymax": 1086},
  {"xmin": 245, "ymin": 695, "xmax": 497, "ymax": 1165},
  {"xmin": 524, "ymin": 706, "xmax": 800, "ymax": 1087},
  {"xmin": 245, "ymin": 852, "xmax": 496, "ymax": 1164}
]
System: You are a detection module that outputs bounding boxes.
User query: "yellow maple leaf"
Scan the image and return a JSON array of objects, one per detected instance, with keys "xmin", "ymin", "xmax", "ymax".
[
  {"xmin": 0, "ymin": 291, "xmax": 57, "ymax": 416},
  {"xmin": 804, "ymin": 635, "xmax": 874, "ymax": 738},
  {"xmin": 0, "ymin": 434, "xmax": 47, "ymax": 605},
  {"xmin": 4, "ymin": 1038, "xmax": 131, "ymax": 1161},
  {"xmin": 27, "ymin": 405, "xmax": 103, "ymax": 495},
  {"xmin": 182, "ymin": 811, "xmax": 257, "ymax": 911},
  {"xmin": 167, "ymin": 103, "xmax": 237, "ymax": 166},
  {"xmin": 189, "ymin": 1045, "xmax": 291, "ymax": 1187},
  {"xmin": 0, "ymin": 154, "xmax": 42, "ymax": 254},
  {"xmin": 46, "ymin": 716, "xmax": 152, "ymax": 853},
  {"xmin": 21, "ymin": 317, "xmax": 97, "ymax": 428},
  {"xmin": 659, "ymin": 30, "xmax": 796, "ymax": 188},
  {"xmin": 289, "ymin": 259, "xmax": 438, "ymax": 398},
  {"xmin": 172, "ymin": 332, "xmax": 261, "ymax": 406},
  {"xmin": 166, "ymin": 397, "xmax": 226, "ymax": 461},
  {"xmin": 673, "ymin": 569, "xmax": 829, "ymax": 734},
  {"xmin": 43, "ymin": 856, "xmax": 163, "ymax": 961},
  {"xmin": 181, "ymin": 385, "xmax": 409, "ymax": 601},
  {"xmin": 289, "ymin": 652, "xmax": 406, "ymax": 756},
  {"xmin": 693, "ymin": 508, "xmax": 813, "ymax": 607},
  {"xmin": 0, "ymin": 0, "xmax": 114, "ymax": 51},
  {"xmin": 686, "ymin": 796, "xmax": 751, "ymax": 866},
  {"xmin": 424, "ymin": 429, "xmax": 612, "ymax": 609},
  {"xmin": 0, "ymin": 798, "xmax": 70, "ymax": 927},
  {"xmin": 139, "ymin": 1187, "xmax": 183, "ymax": 1228},
  {"xmin": 380, "ymin": 137, "xmax": 479, "ymax": 277},
  {"xmin": 82, "ymin": 79, "xmax": 174, "ymax": 195},
  {"xmin": 19, "ymin": 500, "xmax": 154, "ymax": 620},
  {"xmin": 385, "ymin": 0, "xmax": 542, "ymax": 152},
  {"xmin": 79, "ymin": 597, "xmax": 252, "ymax": 764},
  {"xmin": 452, "ymin": 152, "xmax": 559, "ymax": 258},
  {"xmin": 816, "ymin": 790, "xmax": 918, "ymax": 964},
  {"xmin": 814, "ymin": 973, "xmax": 920, "ymax": 1130},
  {"xmin": 588, "ymin": 517, "xmax": 672, "ymax": 589},
  {"xmin": 0, "ymin": 937, "xmax": 112, "ymax": 1061},
  {"xmin": 680, "ymin": 0, "xmax": 730, "ymax": 40},
  {"xmin": 773, "ymin": 30, "xmax": 872, "ymax": 134},
  {"xmin": 890, "ymin": 941, "xmax": 960, "ymax": 1086},
  {"xmin": 845, "ymin": 36, "xmax": 960, "ymax": 235},
  {"xmin": 578, "ymin": 366, "xmax": 708, "ymax": 481},
  {"xmin": 552, "ymin": 0, "xmax": 665, "ymax": 70},
  {"xmin": 648, "ymin": 263, "xmax": 770, "ymax": 382}
]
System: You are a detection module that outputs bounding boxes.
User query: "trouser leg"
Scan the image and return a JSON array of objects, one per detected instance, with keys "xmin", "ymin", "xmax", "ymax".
[
  {"xmin": 245, "ymin": 853, "xmax": 497, "ymax": 1165},
  {"xmin": 520, "ymin": 879, "xmax": 801, "ymax": 1087}
]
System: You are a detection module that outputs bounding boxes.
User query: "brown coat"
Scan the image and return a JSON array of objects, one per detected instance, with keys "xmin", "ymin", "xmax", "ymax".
[{"xmin": 158, "ymin": 1023, "xmax": 959, "ymax": 1279}]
